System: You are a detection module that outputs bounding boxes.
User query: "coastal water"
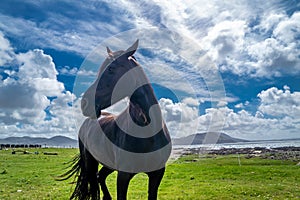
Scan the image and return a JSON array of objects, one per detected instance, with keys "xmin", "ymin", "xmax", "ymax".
[{"xmin": 173, "ymin": 139, "xmax": 300, "ymax": 150}]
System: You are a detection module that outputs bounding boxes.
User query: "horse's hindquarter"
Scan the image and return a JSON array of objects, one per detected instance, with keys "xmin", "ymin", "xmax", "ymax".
[
  {"xmin": 78, "ymin": 117, "xmax": 172, "ymax": 173},
  {"xmin": 79, "ymin": 117, "xmax": 117, "ymax": 168}
]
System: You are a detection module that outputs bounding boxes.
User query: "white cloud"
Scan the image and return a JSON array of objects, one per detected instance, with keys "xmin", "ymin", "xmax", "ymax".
[
  {"xmin": 198, "ymin": 9, "xmax": 300, "ymax": 78},
  {"xmin": 235, "ymin": 103, "xmax": 244, "ymax": 109},
  {"xmin": 33, "ymin": 78, "xmax": 65, "ymax": 96},
  {"xmin": 16, "ymin": 49, "xmax": 58, "ymax": 80},
  {"xmin": 273, "ymin": 12, "xmax": 300, "ymax": 44},
  {"xmin": 0, "ymin": 1, "xmax": 133, "ymax": 56},
  {"xmin": 0, "ymin": 48, "xmax": 64, "ymax": 114},
  {"xmin": 197, "ymin": 105, "xmax": 296, "ymax": 140},
  {"xmin": 77, "ymin": 69, "xmax": 99, "ymax": 76},
  {"xmin": 256, "ymin": 13, "xmax": 287, "ymax": 33},
  {"xmin": 48, "ymin": 91, "xmax": 77, "ymax": 133},
  {"xmin": 195, "ymin": 86, "xmax": 300, "ymax": 140},
  {"xmin": 182, "ymin": 97, "xmax": 199, "ymax": 107},
  {"xmin": 247, "ymin": 37, "xmax": 300, "ymax": 77},
  {"xmin": 139, "ymin": 53, "xmax": 205, "ymax": 97},
  {"xmin": 159, "ymin": 98, "xmax": 199, "ymax": 138},
  {"xmin": 1, "ymin": 0, "xmax": 299, "ymax": 79},
  {"xmin": 132, "ymin": 85, "xmax": 299, "ymax": 140},
  {"xmin": 202, "ymin": 20, "xmax": 247, "ymax": 62},
  {"xmin": 235, "ymin": 101, "xmax": 249, "ymax": 109},
  {"xmin": 57, "ymin": 66, "xmax": 97, "ymax": 78},
  {"xmin": 0, "ymin": 31, "xmax": 14, "ymax": 66},
  {"xmin": 1, "ymin": 1, "xmax": 300, "ymax": 141},
  {"xmin": 133, "ymin": 1, "xmax": 300, "ymax": 78},
  {"xmin": 257, "ymin": 86, "xmax": 300, "ymax": 118},
  {"xmin": 0, "ymin": 32, "xmax": 77, "ymax": 138},
  {"xmin": 58, "ymin": 66, "xmax": 78, "ymax": 76}
]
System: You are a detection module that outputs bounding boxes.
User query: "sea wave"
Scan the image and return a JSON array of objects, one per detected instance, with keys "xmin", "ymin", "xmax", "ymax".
[{"xmin": 173, "ymin": 139, "xmax": 300, "ymax": 150}]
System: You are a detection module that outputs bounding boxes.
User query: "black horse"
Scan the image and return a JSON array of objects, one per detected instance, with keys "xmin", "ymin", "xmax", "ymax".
[{"xmin": 60, "ymin": 40, "xmax": 171, "ymax": 200}]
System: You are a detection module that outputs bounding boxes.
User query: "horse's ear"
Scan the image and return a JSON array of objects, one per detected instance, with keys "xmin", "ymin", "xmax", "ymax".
[
  {"xmin": 106, "ymin": 46, "xmax": 113, "ymax": 56},
  {"xmin": 124, "ymin": 39, "xmax": 139, "ymax": 57}
]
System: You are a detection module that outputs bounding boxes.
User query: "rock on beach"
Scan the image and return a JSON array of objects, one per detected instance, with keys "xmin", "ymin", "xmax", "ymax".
[{"xmin": 171, "ymin": 146, "xmax": 300, "ymax": 162}]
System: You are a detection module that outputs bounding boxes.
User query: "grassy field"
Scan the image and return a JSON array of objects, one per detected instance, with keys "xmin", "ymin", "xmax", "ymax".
[{"xmin": 0, "ymin": 148, "xmax": 299, "ymax": 199}]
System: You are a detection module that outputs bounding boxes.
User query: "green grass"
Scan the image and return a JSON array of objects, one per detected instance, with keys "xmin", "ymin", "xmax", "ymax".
[
  {"xmin": 0, "ymin": 149, "xmax": 299, "ymax": 199},
  {"xmin": 0, "ymin": 148, "xmax": 77, "ymax": 200}
]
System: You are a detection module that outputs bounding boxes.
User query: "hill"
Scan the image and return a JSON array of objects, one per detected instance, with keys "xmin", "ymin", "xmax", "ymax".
[
  {"xmin": 173, "ymin": 132, "xmax": 248, "ymax": 145},
  {"xmin": 0, "ymin": 135, "xmax": 78, "ymax": 147},
  {"xmin": 1, "ymin": 133, "xmax": 247, "ymax": 147}
]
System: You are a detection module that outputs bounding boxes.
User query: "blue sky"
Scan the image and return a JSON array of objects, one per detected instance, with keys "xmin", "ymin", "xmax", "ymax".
[{"xmin": 0, "ymin": 0, "xmax": 300, "ymax": 140}]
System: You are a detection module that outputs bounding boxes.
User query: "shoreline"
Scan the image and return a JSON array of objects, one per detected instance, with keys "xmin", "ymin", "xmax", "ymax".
[{"xmin": 171, "ymin": 146, "xmax": 300, "ymax": 163}]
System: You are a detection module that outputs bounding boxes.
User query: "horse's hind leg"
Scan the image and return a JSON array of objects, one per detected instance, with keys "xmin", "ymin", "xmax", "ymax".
[
  {"xmin": 97, "ymin": 166, "xmax": 114, "ymax": 200},
  {"xmin": 146, "ymin": 167, "xmax": 165, "ymax": 200},
  {"xmin": 117, "ymin": 171, "xmax": 136, "ymax": 200},
  {"xmin": 71, "ymin": 140, "xmax": 100, "ymax": 200},
  {"xmin": 84, "ymin": 147, "xmax": 100, "ymax": 200}
]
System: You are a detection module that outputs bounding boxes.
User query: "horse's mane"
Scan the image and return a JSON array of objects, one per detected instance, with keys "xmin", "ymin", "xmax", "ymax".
[
  {"xmin": 101, "ymin": 111, "xmax": 114, "ymax": 116},
  {"xmin": 129, "ymin": 102, "xmax": 149, "ymax": 125}
]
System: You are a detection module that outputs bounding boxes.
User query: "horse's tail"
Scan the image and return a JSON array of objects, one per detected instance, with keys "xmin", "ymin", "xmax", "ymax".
[
  {"xmin": 55, "ymin": 153, "xmax": 90, "ymax": 199},
  {"xmin": 56, "ymin": 154, "xmax": 81, "ymax": 181},
  {"xmin": 56, "ymin": 140, "xmax": 99, "ymax": 200}
]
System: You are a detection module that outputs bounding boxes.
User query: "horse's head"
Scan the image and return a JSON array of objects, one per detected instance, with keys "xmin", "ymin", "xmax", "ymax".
[{"xmin": 81, "ymin": 40, "xmax": 140, "ymax": 118}]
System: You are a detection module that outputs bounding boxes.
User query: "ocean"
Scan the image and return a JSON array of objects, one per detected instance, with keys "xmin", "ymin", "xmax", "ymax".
[{"xmin": 173, "ymin": 139, "xmax": 300, "ymax": 150}]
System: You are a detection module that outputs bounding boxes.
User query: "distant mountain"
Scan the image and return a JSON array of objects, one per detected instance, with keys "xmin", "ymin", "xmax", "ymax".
[
  {"xmin": 173, "ymin": 132, "xmax": 248, "ymax": 145},
  {"xmin": 0, "ymin": 135, "xmax": 78, "ymax": 147},
  {"xmin": 1, "ymin": 133, "xmax": 247, "ymax": 147}
]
